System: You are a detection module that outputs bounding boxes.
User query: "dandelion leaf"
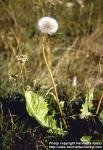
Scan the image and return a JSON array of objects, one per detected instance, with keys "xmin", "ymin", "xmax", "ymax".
[
  {"xmin": 25, "ymin": 90, "xmax": 65, "ymax": 135},
  {"xmin": 45, "ymin": 92, "xmax": 64, "ymax": 114},
  {"xmin": 99, "ymin": 110, "xmax": 103, "ymax": 124},
  {"xmin": 81, "ymin": 136, "xmax": 92, "ymax": 142},
  {"xmin": 80, "ymin": 88, "xmax": 94, "ymax": 118},
  {"xmin": 80, "ymin": 93, "xmax": 89, "ymax": 115},
  {"xmin": 86, "ymin": 88, "xmax": 94, "ymax": 110}
]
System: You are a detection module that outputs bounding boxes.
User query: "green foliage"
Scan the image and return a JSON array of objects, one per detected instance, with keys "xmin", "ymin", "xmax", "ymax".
[
  {"xmin": 45, "ymin": 92, "xmax": 64, "ymax": 114},
  {"xmin": 81, "ymin": 136, "xmax": 92, "ymax": 142},
  {"xmin": 25, "ymin": 90, "xmax": 65, "ymax": 135},
  {"xmin": 99, "ymin": 110, "xmax": 103, "ymax": 124},
  {"xmin": 80, "ymin": 88, "xmax": 94, "ymax": 118},
  {"xmin": 86, "ymin": 88, "xmax": 94, "ymax": 110}
]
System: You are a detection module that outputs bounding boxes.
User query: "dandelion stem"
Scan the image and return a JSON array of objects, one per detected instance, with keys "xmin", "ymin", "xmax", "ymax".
[
  {"xmin": 96, "ymin": 92, "xmax": 103, "ymax": 114},
  {"xmin": 42, "ymin": 41, "xmax": 67, "ymax": 129}
]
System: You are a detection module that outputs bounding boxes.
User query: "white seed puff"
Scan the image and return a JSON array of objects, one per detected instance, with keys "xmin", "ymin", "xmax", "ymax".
[{"xmin": 38, "ymin": 17, "xmax": 58, "ymax": 35}]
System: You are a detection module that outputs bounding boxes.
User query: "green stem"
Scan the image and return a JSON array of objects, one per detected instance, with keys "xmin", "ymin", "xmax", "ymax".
[
  {"xmin": 96, "ymin": 92, "xmax": 103, "ymax": 114},
  {"xmin": 42, "ymin": 42, "xmax": 67, "ymax": 129}
]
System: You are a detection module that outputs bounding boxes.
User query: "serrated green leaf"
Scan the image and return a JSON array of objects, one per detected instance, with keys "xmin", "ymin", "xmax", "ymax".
[
  {"xmin": 80, "ymin": 88, "xmax": 94, "ymax": 119},
  {"xmin": 25, "ymin": 90, "xmax": 65, "ymax": 135},
  {"xmin": 46, "ymin": 92, "xmax": 64, "ymax": 111},
  {"xmin": 81, "ymin": 136, "xmax": 92, "ymax": 142},
  {"xmin": 86, "ymin": 88, "xmax": 94, "ymax": 110},
  {"xmin": 99, "ymin": 110, "xmax": 103, "ymax": 124}
]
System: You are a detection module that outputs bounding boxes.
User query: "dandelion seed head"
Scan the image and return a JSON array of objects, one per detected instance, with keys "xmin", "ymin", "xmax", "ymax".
[
  {"xmin": 38, "ymin": 17, "xmax": 58, "ymax": 35},
  {"xmin": 16, "ymin": 55, "xmax": 28, "ymax": 64}
]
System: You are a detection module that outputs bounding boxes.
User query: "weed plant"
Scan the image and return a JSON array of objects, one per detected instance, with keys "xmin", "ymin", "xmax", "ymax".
[{"xmin": 0, "ymin": 0, "xmax": 103, "ymax": 149}]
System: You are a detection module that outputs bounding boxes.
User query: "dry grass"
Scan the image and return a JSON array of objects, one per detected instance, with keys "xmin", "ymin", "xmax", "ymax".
[{"xmin": 0, "ymin": 1, "xmax": 103, "ymax": 100}]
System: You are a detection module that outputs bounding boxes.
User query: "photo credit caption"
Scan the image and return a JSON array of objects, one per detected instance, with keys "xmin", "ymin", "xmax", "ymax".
[{"xmin": 48, "ymin": 141, "xmax": 103, "ymax": 149}]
